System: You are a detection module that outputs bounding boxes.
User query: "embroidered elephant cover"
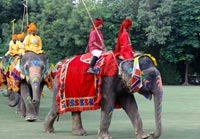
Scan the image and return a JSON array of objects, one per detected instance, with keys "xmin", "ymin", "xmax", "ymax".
[
  {"xmin": 0, "ymin": 68, "xmax": 6, "ymax": 89},
  {"xmin": 56, "ymin": 52, "xmax": 118, "ymax": 114}
]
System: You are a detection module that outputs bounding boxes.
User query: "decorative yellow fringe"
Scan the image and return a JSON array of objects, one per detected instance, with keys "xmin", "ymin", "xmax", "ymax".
[{"xmin": 144, "ymin": 54, "xmax": 158, "ymax": 66}]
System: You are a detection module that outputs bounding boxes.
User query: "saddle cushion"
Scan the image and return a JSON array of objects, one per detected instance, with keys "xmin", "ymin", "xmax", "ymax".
[{"xmin": 56, "ymin": 51, "xmax": 118, "ymax": 114}]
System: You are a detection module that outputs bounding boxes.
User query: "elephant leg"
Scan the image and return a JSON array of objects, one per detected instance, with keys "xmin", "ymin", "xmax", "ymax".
[
  {"xmin": 98, "ymin": 77, "xmax": 115, "ymax": 139},
  {"xmin": 34, "ymin": 85, "xmax": 44, "ymax": 119},
  {"xmin": 72, "ymin": 111, "xmax": 87, "ymax": 136},
  {"xmin": 7, "ymin": 91, "xmax": 20, "ymax": 107},
  {"xmin": 21, "ymin": 82, "xmax": 37, "ymax": 121},
  {"xmin": 2, "ymin": 89, "xmax": 11, "ymax": 97},
  {"xmin": 118, "ymin": 94, "xmax": 150, "ymax": 139},
  {"xmin": 44, "ymin": 101, "xmax": 58, "ymax": 133},
  {"xmin": 16, "ymin": 96, "xmax": 26, "ymax": 118},
  {"xmin": 44, "ymin": 80, "xmax": 59, "ymax": 133}
]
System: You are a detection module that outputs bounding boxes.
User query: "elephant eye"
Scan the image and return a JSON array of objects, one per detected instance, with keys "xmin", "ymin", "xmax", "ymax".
[
  {"xmin": 41, "ymin": 65, "xmax": 46, "ymax": 74},
  {"xmin": 23, "ymin": 63, "xmax": 29, "ymax": 75}
]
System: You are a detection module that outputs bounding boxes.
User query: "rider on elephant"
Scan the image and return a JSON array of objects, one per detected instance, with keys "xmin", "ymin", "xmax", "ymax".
[
  {"xmin": 3, "ymin": 34, "xmax": 21, "ymax": 92},
  {"xmin": 5, "ymin": 34, "xmax": 18, "ymax": 57},
  {"xmin": 87, "ymin": 18, "xmax": 106, "ymax": 74},
  {"xmin": 16, "ymin": 32, "xmax": 26, "ymax": 55},
  {"xmin": 24, "ymin": 23, "xmax": 44, "ymax": 54},
  {"xmin": 115, "ymin": 18, "xmax": 134, "ymax": 60}
]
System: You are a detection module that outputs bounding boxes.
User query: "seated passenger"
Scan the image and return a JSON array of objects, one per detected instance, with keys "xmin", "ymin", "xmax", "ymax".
[
  {"xmin": 87, "ymin": 18, "xmax": 106, "ymax": 74},
  {"xmin": 16, "ymin": 32, "xmax": 26, "ymax": 55},
  {"xmin": 114, "ymin": 18, "xmax": 134, "ymax": 60},
  {"xmin": 6, "ymin": 34, "xmax": 19, "ymax": 57},
  {"xmin": 24, "ymin": 23, "xmax": 43, "ymax": 54}
]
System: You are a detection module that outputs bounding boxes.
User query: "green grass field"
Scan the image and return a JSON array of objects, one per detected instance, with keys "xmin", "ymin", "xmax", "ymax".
[{"xmin": 0, "ymin": 86, "xmax": 200, "ymax": 139}]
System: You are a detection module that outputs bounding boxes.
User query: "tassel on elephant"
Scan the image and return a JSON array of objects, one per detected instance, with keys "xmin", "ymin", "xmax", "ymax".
[{"xmin": 44, "ymin": 54, "xmax": 163, "ymax": 139}]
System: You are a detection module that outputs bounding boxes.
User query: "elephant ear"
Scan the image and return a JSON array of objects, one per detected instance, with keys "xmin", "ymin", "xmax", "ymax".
[
  {"xmin": 118, "ymin": 59, "xmax": 134, "ymax": 88},
  {"xmin": 20, "ymin": 60, "xmax": 29, "ymax": 80}
]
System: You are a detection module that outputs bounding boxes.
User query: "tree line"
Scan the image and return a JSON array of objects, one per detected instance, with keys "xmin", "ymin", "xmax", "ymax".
[{"xmin": 0, "ymin": 0, "xmax": 200, "ymax": 85}]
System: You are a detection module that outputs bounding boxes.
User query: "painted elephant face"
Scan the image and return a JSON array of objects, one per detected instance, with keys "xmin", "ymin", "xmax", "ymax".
[
  {"xmin": 22, "ymin": 60, "xmax": 46, "ymax": 83},
  {"xmin": 20, "ymin": 52, "xmax": 48, "ymax": 104},
  {"xmin": 21, "ymin": 52, "xmax": 48, "ymax": 82},
  {"xmin": 118, "ymin": 59, "xmax": 133, "ymax": 90},
  {"xmin": 118, "ymin": 56, "xmax": 163, "ymax": 138}
]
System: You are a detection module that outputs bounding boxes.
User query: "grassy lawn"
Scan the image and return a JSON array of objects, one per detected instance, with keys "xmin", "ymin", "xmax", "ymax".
[{"xmin": 0, "ymin": 86, "xmax": 200, "ymax": 139}]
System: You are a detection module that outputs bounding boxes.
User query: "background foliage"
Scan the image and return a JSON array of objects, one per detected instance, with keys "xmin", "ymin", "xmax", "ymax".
[{"xmin": 0, "ymin": 0, "xmax": 200, "ymax": 85}]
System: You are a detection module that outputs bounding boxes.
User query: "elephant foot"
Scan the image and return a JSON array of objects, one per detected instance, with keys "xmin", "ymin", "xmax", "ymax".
[
  {"xmin": 135, "ymin": 132, "xmax": 150, "ymax": 139},
  {"xmin": 72, "ymin": 128, "xmax": 87, "ymax": 136},
  {"xmin": 98, "ymin": 129, "xmax": 112, "ymax": 139},
  {"xmin": 44, "ymin": 119, "xmax": 55, "ymax": 133},
  {"xmin": 8, "ymin": 93, "xmax": 20, "ymax": 107},
  {"xmin": 44, "ymin": 112, "xmax": 59, "ymax": 133},
  {"xmin": 2, "ymin": 90, "xmax": 11, "ymax": 97},
  {"xmin": 150, "ymin": 132, "xmax": 161, "ymax": 139},
  {"xmin": 44, "ymin": 126, "xmax": 55, "ymax": 133},
  {"xmin": 25, "ymin": 114, "xmax": 38, "ymax": 122},
  {"xmin": 16, "ymin": 110, "xmax": 25, "ymax": 118}
]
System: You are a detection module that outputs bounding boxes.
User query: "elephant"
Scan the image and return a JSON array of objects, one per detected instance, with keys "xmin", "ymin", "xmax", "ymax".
[
  {"xmin": 44, "ymin": 53, "xmax": 163, "ymax": 139},
  {"xmin": 0, "ymin": 55, "xmax": 21, "ymax": 107},
  {"xmin": 16, "ymin": 51, "xmax": 49, "ymax": 121}
]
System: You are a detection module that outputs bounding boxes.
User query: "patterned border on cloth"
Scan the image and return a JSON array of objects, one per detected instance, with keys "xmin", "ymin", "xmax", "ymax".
[
  {"xmin": 130, "ymin": 54, "xmax": 157, "ymax": 92},
  {"xmin": 56, "ymin": 52, "xmax": 118, "ymax": 114},
  {"xmin": 0, "ymin": 69, "xmax": 6, "ymax": 89},
  {"xmin": 56, "ymin": 56, "xmax": 100, "ymax": 114},
  {"xmin": 11, "ymin": 59, "xmax": 21, "ymax": 81},
  {"xmin": 130, "ymin": 56, "xmax": 142, "ymax": 92}
]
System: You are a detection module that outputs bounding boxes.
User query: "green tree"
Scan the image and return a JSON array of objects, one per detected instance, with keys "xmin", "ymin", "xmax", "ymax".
[
  {"xmin": 137, "ymin": 0, "xmax": 173, "ymax": 56},
  {"xmin": 160, "ymin": 0, "xmax": 200, "ymax": 85},
  {"xmin": 101, "ymin": 0, "xmax": 139, "ymax": 49},
  {"xmin": 0, "ymin": 0, "xmax": 24, "ymax": 56}
]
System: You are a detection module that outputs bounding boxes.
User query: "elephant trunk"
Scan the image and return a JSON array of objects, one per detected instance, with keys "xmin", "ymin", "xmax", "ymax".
[
  {"xmin": 31, "ymin": 82, "xmax": 41, "ymax": 105},
  {"xmin": 151, "ymin": 75, "xmax": 163, "ymax": 139},
  {"xmin": 29, "ymin": 67, "xmax": 42, "ymax": 105}
]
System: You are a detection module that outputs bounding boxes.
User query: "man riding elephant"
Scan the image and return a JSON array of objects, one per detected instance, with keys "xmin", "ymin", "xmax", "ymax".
[
  {"xmin": 44, "ymin": 17, "xmax": 163, "ymax": 139},
  {"xmin": 16, "ymin": 32, "xmax": 26, "ymax": 55},
  {"xmin": 87, "ymin": 18, "xmax": 106, "ymax": 74},
  {"xmin": 2, "ymin": 34, "xmax": 21, "ymax": 106},
  {"xmin": 3, "ymin": 32, "xmax": 26, "ymax": 94},
  {"xmin": 5, "ymin": 23, "xmax": 44, "ymax": 97},
  {"xmin": 115, "ymin": 18, "xmax": 134, "ymax": 60},
  {"xmin": 2, "ymin": 23, "xmax": 54, "ymax": 120},
  {"xmin": 24, "ymin": 22, "xmax": 43, "ymax": 54},
  {"xmin": 14, "ymin": 22, "xmax": 54, "ymax": 121}
]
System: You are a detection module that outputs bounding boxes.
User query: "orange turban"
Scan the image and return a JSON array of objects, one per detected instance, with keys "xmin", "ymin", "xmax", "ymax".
[
  {"xmin": 26, "ymin": 23, "xmax": 37, "ymax": 33},
  {"xmin": 17, "ymin": 32, "xmax": 25, "ymax": 39},
  {"xmin": 12, "ymin": 34, "xmax": 17, "ymax": 40},
  {"xmin": 93, "ymin": 18, "xmax": 103, "ymax": 28}
]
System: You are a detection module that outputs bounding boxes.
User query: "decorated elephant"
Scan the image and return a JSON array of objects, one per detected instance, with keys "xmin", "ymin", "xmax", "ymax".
[
  {"xmin": 0, "ymin": 55, "xmax": 21, "ymax": 107},
  {"xmin": 0, "ymin": 58, "xmax": 7, "ymax": 91},
  {"xmin": 44, "ymin": 52, "xmax": 163, "ymax": 139},
  {"xmin": 16, "ymin": 51, "xmax": 51, "ymax": 121}
]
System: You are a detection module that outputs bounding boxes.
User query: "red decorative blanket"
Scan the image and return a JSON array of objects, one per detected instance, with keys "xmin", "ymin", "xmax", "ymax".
[{"xmin": 56, "ymin": 51, "xmax": 117, "ymax": 114}]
